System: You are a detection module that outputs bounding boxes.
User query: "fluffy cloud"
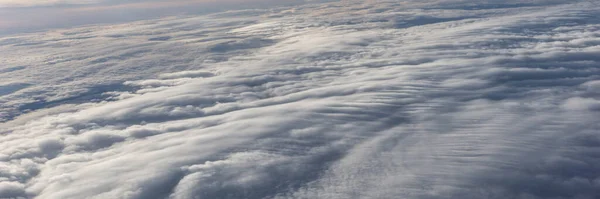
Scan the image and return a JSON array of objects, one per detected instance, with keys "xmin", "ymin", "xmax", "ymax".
[{"xmin": 1, "ymin": 0, "xmax": 600, "ymax": 199}]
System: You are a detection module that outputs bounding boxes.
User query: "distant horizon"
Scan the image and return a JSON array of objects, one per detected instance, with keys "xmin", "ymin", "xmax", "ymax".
[{"xmin": 0, "ymin": 0, "xmax": 337, "ymax": 36}]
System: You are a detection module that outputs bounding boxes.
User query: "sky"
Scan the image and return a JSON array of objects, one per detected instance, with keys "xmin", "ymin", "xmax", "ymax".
[
  {"xmin": 0, "ymin": 0, "xmax": 333, "ymax": 35},
  {"xmin": 1, "ymin": 0, "xmax": 600, "ymax": 198}
]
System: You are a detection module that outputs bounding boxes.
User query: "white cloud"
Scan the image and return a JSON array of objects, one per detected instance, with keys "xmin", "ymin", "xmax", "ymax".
[
  {"xmin": 562, "ymin": 97, "xmax": 600, "ymax": 111},
  {"xmin": 1, "ymin": 0, "xmax": 600, "ymax": 199}
]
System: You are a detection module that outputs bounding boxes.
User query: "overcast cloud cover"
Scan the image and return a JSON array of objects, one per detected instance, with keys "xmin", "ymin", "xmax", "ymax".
[{"xmin": 1, "ymin": 0, "xmax": 600, "ymax": 198}]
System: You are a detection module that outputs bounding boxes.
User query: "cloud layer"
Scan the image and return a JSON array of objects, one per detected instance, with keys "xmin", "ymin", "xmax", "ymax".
[{"xmin": 1, "ymin": 0, "xmax": 600, "ymax": 198}]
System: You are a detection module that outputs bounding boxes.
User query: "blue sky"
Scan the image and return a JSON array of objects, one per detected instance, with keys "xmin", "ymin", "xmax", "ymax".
[{"xmin": 0, "ymin": 0, "xmax": 330, "ymax": 35}]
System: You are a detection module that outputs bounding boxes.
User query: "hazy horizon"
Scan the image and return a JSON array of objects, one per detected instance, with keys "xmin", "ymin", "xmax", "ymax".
[{"xmin": 0, "ymin": 0, "xmax": 336, "ymax": 35}]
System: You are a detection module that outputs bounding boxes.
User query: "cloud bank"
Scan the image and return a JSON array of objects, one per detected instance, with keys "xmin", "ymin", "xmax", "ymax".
[{"xmin": 1, "ymin": 0, "xmax": 599, "ymax": 198}]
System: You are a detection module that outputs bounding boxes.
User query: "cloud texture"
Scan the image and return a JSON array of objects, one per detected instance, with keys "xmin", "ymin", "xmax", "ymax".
[{"xmin": 1, "ymin": 0, "xmax": 600, "ymax": 198}]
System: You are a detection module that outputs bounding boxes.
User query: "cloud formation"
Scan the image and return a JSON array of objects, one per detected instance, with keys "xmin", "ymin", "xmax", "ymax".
[{"xmin": 1, "ymin": 0, "xmax": 599, "ymax": 198}]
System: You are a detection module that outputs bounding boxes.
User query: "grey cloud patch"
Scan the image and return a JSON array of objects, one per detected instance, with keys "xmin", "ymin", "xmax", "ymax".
[
  {"xmin": 148, "ymin": 36, "xmax": 172, "ymax": 41},
  {"xmin": 1, "ymin": 0, "xmax": 600, "ymax": 199},
  {"xmin": 0, "ymin": 83, "xmax": 31, "ymax": 96},
  {"xmin": 158, "ymin": 70, "xmax": 215, "ymax": 80},
  {"xmin": 0, "ymin": 66, "xmax": 27, "ymax": 73},
  {"xmin": 0, "ymin": 181, "xmax": 26, "ymax": 198},
  {"xmin": 208, "ymin": 38, "xmax": 277, "ymax": 53}
]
